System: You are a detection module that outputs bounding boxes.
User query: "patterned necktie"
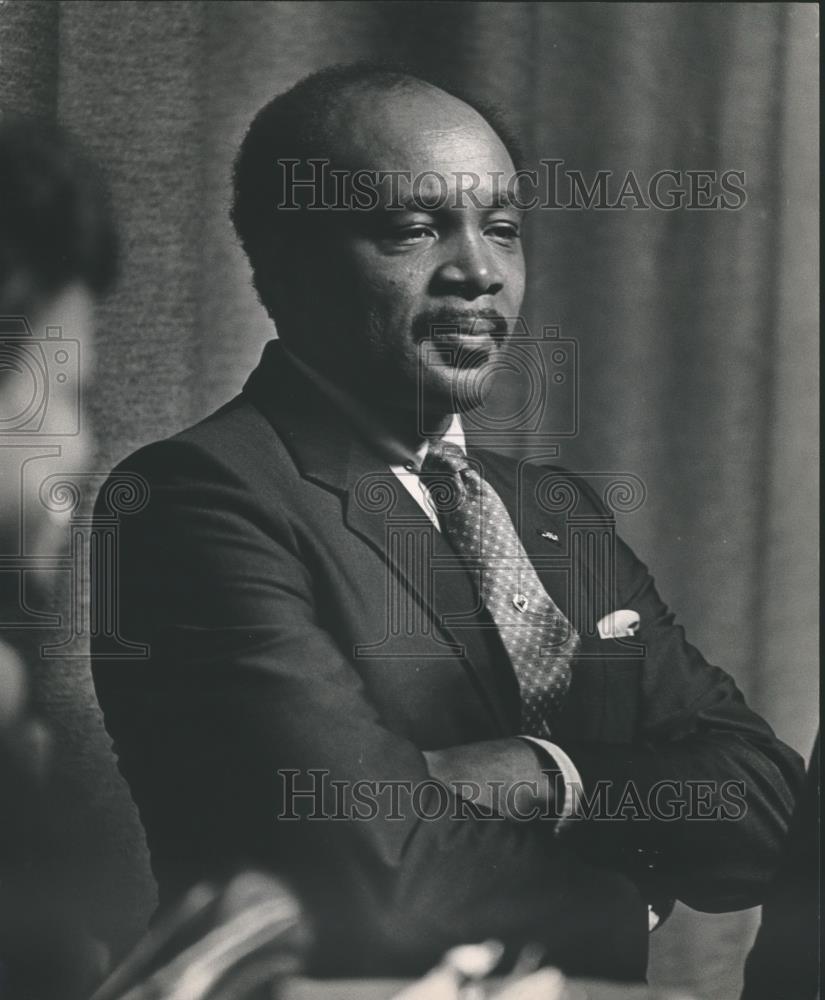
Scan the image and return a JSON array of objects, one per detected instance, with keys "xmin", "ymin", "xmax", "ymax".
[{"xmin": 421, "ymin": 441, "xmax": 578, "ymax": 737}]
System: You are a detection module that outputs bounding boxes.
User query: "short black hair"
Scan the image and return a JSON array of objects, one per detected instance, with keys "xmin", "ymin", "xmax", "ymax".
[
  {"xmin": 230, "ymin": 62, "xmax": 525, "ymax": 322},
  {"xmin": 0, "ymin": 117, "xmax": 117, "ymax": 315}
]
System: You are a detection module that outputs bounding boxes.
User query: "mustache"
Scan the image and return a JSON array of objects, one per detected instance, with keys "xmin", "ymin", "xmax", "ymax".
[{"xmin": 413, "ymin": 308, "xmax": 509, "ymax": 343}]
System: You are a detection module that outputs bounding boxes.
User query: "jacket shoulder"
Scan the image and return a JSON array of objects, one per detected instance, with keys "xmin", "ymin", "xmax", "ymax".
[{"xmin": 105, "ymin": 393, "xmax": 291, "ymax": 487}]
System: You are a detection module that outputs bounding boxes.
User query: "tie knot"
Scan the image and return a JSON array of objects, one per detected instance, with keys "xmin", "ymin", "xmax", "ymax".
[
  {"xmin": 420, "ymin": 440, "xmax": 473, "ymax": 515},
  {"xmin": 421, "ymin": 440, "xmax": 469, "ymax": 478}
]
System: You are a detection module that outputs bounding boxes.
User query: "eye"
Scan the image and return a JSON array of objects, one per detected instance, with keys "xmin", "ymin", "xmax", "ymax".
[
  {"xmin": 395, "ymin": 224, "xmax": 437, "ymax": 244},
  {"xmin": 485, "ymin": 221, "xmax": 521, "ymax": 244}
]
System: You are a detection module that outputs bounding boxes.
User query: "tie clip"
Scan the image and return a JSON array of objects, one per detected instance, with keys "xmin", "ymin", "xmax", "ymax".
[
  {"xmin": 512, "ymin": 594, "xmax": 529, "ymax": 613},
  {"xmin": 538, "ymin": 529, "xmax": 560, "ymax": 544}
]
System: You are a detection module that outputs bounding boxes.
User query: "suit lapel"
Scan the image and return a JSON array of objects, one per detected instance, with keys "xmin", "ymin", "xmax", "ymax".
[
  {"xmin": 472, "ymin": 449, "xmax": 576, "ymax": 622},
  {"xmin": 480, "ymin": 451, "xmax": 618, "ymax": 641},
  {"xmin": 243, "ymin": 342, "xmax": 515, "ymax": 734},
  {"xmin": 342, "ymin": 476, "xmax": 517, "ymax": 733}
]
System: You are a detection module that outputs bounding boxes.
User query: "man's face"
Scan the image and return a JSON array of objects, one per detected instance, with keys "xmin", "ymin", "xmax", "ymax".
[{"xmin": 279, "ymin": 85, "xmax": 526, "ymax": 424}]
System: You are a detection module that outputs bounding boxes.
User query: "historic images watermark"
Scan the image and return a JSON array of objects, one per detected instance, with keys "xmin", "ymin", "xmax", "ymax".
[
  {"xmin": 274, "ymin": 159, "xmax": 747, "ymax": 212},
  {"xmin": 277, "ymin": 769, "xmax": 748, "ymax": 823}
]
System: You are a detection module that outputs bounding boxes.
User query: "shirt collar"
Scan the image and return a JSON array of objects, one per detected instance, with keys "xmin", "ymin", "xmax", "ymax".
[{"xmin": 400, "ymin": 413, "xmax": 465, "ymax": 472}]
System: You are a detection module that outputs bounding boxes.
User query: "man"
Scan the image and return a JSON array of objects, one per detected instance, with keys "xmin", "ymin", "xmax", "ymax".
[
  {"xmin": 1, "ymin": 116, "xmax": 116, "ymax": 999},
  {"xmin": 92, "ymin": 65, "xmax": 803, "ymax": 982}
]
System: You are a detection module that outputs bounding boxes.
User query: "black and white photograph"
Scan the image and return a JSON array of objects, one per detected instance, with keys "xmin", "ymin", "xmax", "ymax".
[{"xmin": 0, "ymin": 3, "xmax": 818, "ymax": 999}]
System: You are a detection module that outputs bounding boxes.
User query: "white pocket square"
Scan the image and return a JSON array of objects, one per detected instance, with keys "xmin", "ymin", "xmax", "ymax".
[{"xmin": 596, "ymin": 609, "xmax": 640, "ymax": 639}]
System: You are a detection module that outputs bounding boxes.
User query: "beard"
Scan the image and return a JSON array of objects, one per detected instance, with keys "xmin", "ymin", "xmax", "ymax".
[{"xmin": 410, "ymin": 306, "xmax": 509, "ymax": 417}]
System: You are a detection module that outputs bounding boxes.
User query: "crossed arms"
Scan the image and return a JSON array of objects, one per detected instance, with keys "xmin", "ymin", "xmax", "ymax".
[{"xmin": 91, "ymin": 432, "xmax": 804, "ymax": 977}]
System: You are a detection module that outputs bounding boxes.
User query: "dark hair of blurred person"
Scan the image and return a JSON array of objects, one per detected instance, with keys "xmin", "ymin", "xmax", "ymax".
[
  {"xmin": 0, "ymin": 116, "xmax": 116, "ymax": 311},
  {"xmin": 1, "ymin": 115, "xmax": 117, "ymax": 569},
  {"xmin": 0, "ymin": 115, "xmax": 117, "ymax": 1000}
]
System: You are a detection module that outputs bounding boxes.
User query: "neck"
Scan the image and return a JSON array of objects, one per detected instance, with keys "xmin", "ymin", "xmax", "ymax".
[
  {"xmin": 379, "ymin": 406, "xmax": 453, "ymax": 454},
  {"xmin": 282, "ymin": 345, "xmax": 456, "ymax": 461}
]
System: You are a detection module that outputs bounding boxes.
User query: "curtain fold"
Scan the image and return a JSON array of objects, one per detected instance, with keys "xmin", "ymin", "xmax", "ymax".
[{"xmin": 1, "ymin": 2, "xmax": 817, "ymax": 993}]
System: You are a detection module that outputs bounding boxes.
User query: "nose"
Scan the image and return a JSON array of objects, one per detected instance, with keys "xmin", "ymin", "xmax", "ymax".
[{"xmin": 432, "ymin": 232, "xmax": 504, "ymax": 300}]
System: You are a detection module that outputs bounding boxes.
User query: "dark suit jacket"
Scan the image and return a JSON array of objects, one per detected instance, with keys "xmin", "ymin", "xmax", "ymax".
[{"xmin": 92, "ymin": 341, "xmax": 803, "ymax": 980}]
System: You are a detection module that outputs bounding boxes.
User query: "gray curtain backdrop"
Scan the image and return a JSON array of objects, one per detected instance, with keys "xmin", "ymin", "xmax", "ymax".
[{"xmin": 1, "ymin": 3, "xmax": 818, "ymax": 996}]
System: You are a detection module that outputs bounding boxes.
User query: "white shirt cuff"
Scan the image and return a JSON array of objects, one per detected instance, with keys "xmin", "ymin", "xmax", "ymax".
[{"xmin": 518, "ymin": 736, "xmax": 582, "ymax": 821}]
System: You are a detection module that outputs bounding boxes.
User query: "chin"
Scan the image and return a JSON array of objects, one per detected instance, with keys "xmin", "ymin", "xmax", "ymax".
[
  {"xmin": 377, "ymin": 361, "xmax": 495, "ymax": 425},
  {"xmin": 408, "ymin": 375, "xmax": 481, "ymax": 433},
  {"xmin": 446, "ymin": 365, "xmax": 497, "ymax": 415},
  {"xmin": 416, "ymin": 372, "xmax": 459, "ymax": 413}
]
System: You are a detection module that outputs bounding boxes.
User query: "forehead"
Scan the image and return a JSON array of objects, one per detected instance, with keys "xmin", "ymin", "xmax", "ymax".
[{"xmin": 325, "ymin": 85, "xmax": 517, "ymax": 187}]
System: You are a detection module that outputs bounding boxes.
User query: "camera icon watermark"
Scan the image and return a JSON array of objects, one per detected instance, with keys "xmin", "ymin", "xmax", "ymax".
[
  {"xmin": 416, "ymin": 320, "xmax": 579, "ymax": 448},
  {"xmin": 0, "ymin": 316, "xmax": 80, "ymax": 436},
  {"xmin": 348, "ymin": 311, "xmax": 650, "ymax": 669},
  {"xmin": 1, "ymin": 315, "xmax": 86, "ymax": 572}
]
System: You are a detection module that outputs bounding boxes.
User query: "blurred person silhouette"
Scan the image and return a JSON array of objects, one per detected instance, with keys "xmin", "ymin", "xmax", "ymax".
[
  {"xmin": 0, "ymin": 115, "xmax": 117, "ymax": 1000},
  {"xmin": 740, "ymin": 732, "xmax": 819, "ymax": 1000},
  {"xmin": 0, "ymin": 115, "xmax": 308, "ymax": 1000}
]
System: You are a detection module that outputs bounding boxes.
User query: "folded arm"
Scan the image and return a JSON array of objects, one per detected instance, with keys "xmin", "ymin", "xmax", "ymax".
[{"xmin": 419, "ymin": 472, "xmax": 805, "ymax": 913}]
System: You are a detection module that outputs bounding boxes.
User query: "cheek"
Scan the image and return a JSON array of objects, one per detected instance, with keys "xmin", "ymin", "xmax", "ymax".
[
  {"xmin": 503, "ymin": 253, "xmax": 526, "ymax": 309},
  {"xmin": 346, "ymin": 244, "xmax": 428, "ymax": 308}
]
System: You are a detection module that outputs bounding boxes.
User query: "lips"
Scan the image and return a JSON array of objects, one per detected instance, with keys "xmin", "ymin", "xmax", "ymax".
[{"xmin": 415, "ymin": 311, "xmax": 508, "ymax": 345}]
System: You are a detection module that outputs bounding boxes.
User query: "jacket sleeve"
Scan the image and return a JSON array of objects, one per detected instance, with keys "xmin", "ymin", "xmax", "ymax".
[
  {"xmin": 91, "ymin": 439, "xmax": 651, "ymax": 980},
  {"xmin": 555, "ymin": 473, "xmax": 806, "ymax": 913}
]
